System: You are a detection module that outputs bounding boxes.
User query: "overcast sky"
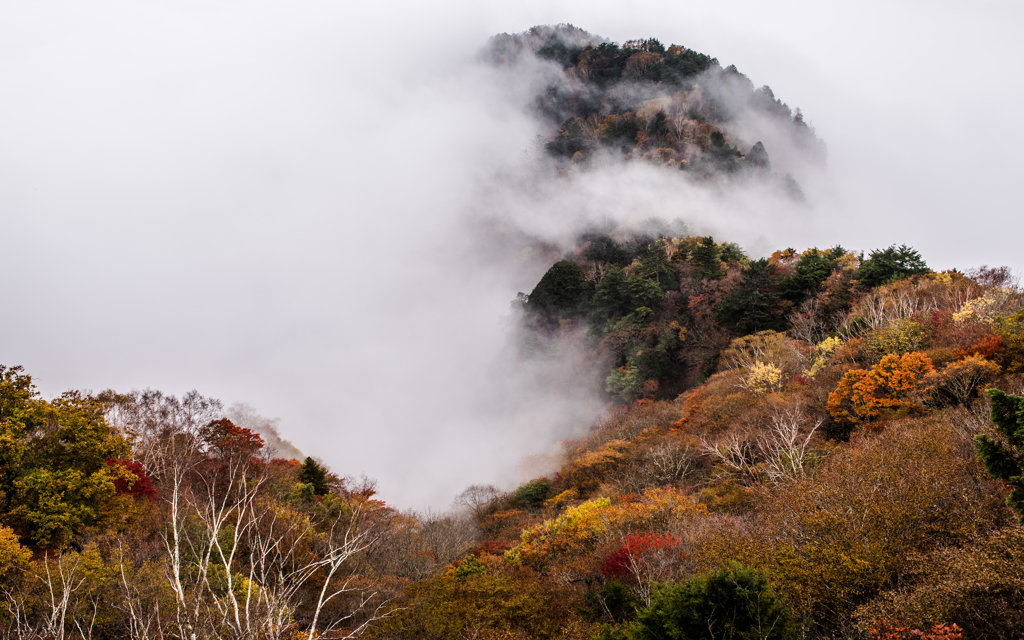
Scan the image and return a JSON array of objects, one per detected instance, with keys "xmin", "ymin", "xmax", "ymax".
[{"xmin": 2, "ymin": 0, "xmax": 1022, "ymax": 508}]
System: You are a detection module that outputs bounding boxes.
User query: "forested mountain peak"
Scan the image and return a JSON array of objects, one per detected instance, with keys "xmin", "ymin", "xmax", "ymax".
[{"xmin": 486, "ymin": 25, "xmax": 824, "ymax": 191}]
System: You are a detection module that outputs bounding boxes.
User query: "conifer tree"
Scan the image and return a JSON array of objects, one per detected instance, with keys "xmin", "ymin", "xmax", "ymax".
[
  {"xmin": 716, "ymin": 259, "xmax": 788, "ymax": 334},
  {"xmin": 299, "ymin": 456, "xmax": 329, "ymax": 496},
  {"xmin": 691, "ymin": 236, "xmax": 723, "ymax": 280},
  {"xmin": 975, "ymin": 389, "xmax": 1024, "ymax": 520},
  {"xmin": 856, "ymin": 244, "xmax": 929, "ymax": 287}
]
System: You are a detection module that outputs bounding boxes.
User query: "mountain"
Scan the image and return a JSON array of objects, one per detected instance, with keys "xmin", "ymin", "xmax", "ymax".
[
  {"xmin": 1, "ymin": 25, "xmax": 1022, "ymax": 640},
  {"xmin": 488, "ymin": 24, "xmax": 824, "ymax": 192}
]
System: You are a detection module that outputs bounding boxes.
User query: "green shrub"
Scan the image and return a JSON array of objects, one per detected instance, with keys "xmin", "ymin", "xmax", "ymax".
[
  {"xmin": 585, "ymin": 578, "xmax": 640, "ymax": 624},
  {"xmin": 622, "ymin": 562, "xmax": 797, "ymax": 640},
  {"xmin": 513, "ymin": 478, "xmax": 552, "ymax": 509}
]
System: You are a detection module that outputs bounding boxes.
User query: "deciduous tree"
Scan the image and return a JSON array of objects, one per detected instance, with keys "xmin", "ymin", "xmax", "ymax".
[
  {"xmin": 0, "ymin": 366, "xmax": 130, "ymax": 548},
  {"xmin": 827, "ymin": 352, "xmax": 935, "ymax": 426}
]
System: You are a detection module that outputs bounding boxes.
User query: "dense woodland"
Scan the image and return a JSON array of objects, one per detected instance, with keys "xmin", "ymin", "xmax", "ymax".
[
  {"xmin": 488, "ymin": 24, "xmax": 825, "ymax": 193},
  {"xmin": 3, "ymin": 25, "xmax": 1024, "ymax": 640}
]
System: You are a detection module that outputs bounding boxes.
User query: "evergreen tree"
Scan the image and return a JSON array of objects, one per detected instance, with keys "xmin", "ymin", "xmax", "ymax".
[
  {"xmin": 975, "ymin": 389, "xmax": 1024, "ymax": 521},
  {"xmin": 857, "ymin": 244, "xmax": 929, "ymax": 287},
  {"xmin": 782, "ymin": 246, "xmax": 845, "ymax": 301},
  {"xmin": 716, "ymin": 259, "xmax": 789, "ymax": 334},
  {"xmin": 581, "ymin": 234, "xmax": 630, "ymax": 264},
  {"xmin": 592, "ymin": 267, "xmax": 633, "ymax": 321},
  {"xmin": 718, "ymin": 242, "xmax": 747, "ymax": 264},
  {"xmin": 299, "ymin": 457, "xmax": 329, "ymax": 496},
  {"xmin": 691, "ymin": 237, "xmax": 723, "ymax": 280},
  {"xmin": 635, "ymin": 243, "xmax": 676, "ymax": 288},
  {"xmin": 527, "ymin": 260, "xmax": 590, "ymax": 318}
]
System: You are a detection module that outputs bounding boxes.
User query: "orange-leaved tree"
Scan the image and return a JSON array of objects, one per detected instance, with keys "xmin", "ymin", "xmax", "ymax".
[{"xmin": 828, "ymin": 352, "xmax": 934, "ymax": 425}]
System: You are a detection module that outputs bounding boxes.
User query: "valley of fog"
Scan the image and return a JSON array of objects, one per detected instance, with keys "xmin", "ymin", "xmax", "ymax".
[{"xmin": 2, "ymin": 0, "xmax": 1022, "ymax": 508}]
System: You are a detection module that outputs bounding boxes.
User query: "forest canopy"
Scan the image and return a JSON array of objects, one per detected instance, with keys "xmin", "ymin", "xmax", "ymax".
[{"xmin": 487, "ymin": 24, "xmax": 825, "ymax": 192}]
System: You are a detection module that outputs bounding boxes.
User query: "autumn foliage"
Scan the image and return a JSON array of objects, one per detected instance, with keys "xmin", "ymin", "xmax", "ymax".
[
  {"xmin": 4, "ymin": 23, "xmax": 1024, "ymax": 640},
  {"xmin": 106, "ymin": 459, "xmax": 159, "ymax": 501},
  {"xmin": 498, "ymin": 193, "xmax": 1024, "ymax": 636},
  {"xmin": 868, "ymin": 620, "xmax": 962, "ymax": 640},
  {"xmin": 601, "ymin": 532, "xmax": 684, "ymax": 579},
  {"xmin": 827, "ymin": 352, "xmax": 934, "ymax": 425}
]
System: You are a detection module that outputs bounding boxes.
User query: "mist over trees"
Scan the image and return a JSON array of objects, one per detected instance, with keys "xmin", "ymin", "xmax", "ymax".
[
  {"xmin": 459, "ymin": 222, "xmax": 1024, "ymax": 637},
  {"xmin": 2, "ymin": 24, "xmax": 1024, "ymax": 640},
  {"xmin": 486, "ymin": 23, "xmax": 825, "ymax": 193}
]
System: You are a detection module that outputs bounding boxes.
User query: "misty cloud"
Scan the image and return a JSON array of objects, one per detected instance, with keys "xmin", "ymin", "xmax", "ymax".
[{"xmin": 226, "ymin": 402, "xmax": 304, "ymax": 460}]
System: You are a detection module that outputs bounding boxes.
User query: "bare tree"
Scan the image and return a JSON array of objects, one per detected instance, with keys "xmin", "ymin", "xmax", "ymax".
[
  {"xmin": 416, "ymin": 510, "xmax": 478, "ymax": 568},
  {"xmin": 840, "ymin": 279, "xmax": 945, "ymax": 335},
  {"xmin": 967, "ymin": 265, "xmax": 1018, "ymax": 290},
  {"xmin": 454, "ymin": 484, "xmax": 502, "ymax": 519},
  {"xmin": 700, "ymin": 433, "xmax": 757, "ymax": 480},
  {"xmin": 157, "ymin": 433, "xmax": 396, "ymax": 639},
  {"xmin": 756, "ymin": 406, "xmax": 822, "ymax": 484},
  {"xmin": 102, "ymin": 390, "xmax": 398, "ymax": 640},
  {"xmin": 647, "ymin": 441, "xmax": 695, "ymax": 486},
  {"xmin": 99, "ymin": 388, "xmax": 223, "ymax": 481},
  {"xmin": 787, "ymin": 297, "xmax": 834, "ymax": 345},
  {"xmin": 620, "ymin": 538, "xmax": 685, "ymax": 607},
  {"xmin": 113, "ymin": 543, "xmax": 163, "ymax": 640},
  {"xmin": 618, "ymin": 440, "xmax": 696, "ymax": 494},
  {"xmin": 700, "ymin": 405, "xmax": 821, "ymax": 484},
  {"xmin": 1, "ymin": 551, "xmax": 92, "ymax": 640}
]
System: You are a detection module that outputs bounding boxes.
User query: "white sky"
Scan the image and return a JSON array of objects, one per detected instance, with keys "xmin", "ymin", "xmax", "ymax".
[{"xmin": 2, "ymin": 0, "xmax": 1022, "ymax": 508}]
